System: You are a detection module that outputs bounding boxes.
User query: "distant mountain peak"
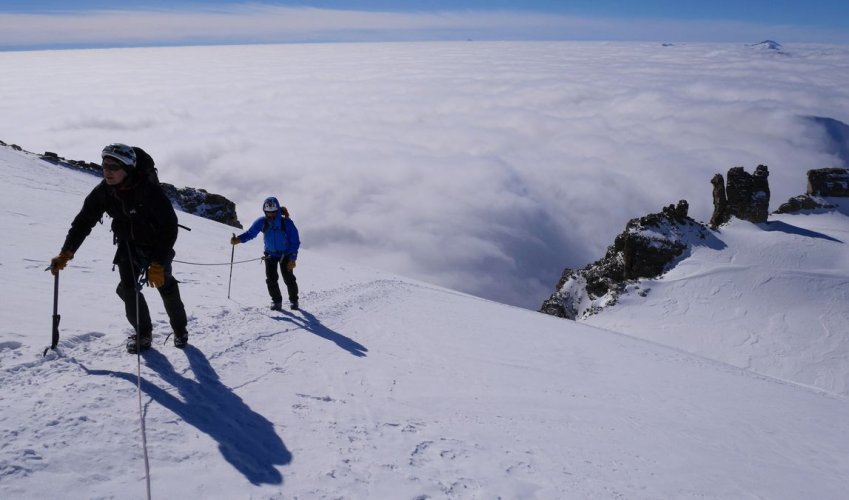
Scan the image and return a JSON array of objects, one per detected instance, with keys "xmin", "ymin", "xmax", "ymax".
[{"xmin": 749, "ymin": 40, "xmax": 783, "ymax": 51}]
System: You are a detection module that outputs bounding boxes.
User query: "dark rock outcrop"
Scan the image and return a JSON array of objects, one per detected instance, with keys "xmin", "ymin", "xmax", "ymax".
[
  {"xmin": 540, "ymin": 201, "xmax": 710, "ymax": 320},
  {"xmin": 724, "ymin": 165, "xmax": 770, "ymax": 224},
  {"xmin": 543, "ymin": 163, "xmax": 848, "ymax": 322},
  {"xmin": 775, "ymin": 167, "xmax": 849, "ymax": 214},
  {"xmin": 751, "ymin": 165, "xmax": 770, "ymax": 221},
  {"xmin": 160, "ymin": 185, "xmax": 242, "ymax": 228},
  {"xmin": 624, "ymin": 200, "xmax": 691, "ymax": 280},
  {"xmin": 807, "ymin": 168, "xmax": 849, "ymax": 197},
  {"xmin": 774, "ymin": 195, "xmax": 834, "ymax": 214},
  {"xmin": 709, "ymin": 173, "xmax": 729, "ymax": 229}
]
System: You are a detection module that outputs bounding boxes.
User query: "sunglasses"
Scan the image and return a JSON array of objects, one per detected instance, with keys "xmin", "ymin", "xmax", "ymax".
[{"xmin": 101, "ymin": 160, "xmax": 125, "ymax": 172}]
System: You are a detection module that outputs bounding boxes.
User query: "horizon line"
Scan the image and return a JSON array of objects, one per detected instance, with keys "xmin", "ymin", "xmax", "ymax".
[{"xmin": 1, "ymin": 5, "xmax": 847, "ymax": 51}]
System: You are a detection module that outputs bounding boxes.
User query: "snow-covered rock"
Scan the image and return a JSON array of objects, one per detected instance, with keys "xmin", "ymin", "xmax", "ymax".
[{"xmin": 541, "ymin": 200, "xmax": 714, "ymax": 319}]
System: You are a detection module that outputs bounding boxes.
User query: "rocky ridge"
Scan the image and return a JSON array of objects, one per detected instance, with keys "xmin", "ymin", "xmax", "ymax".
[
  {"xmin": 1, "ymin": 140, "xmax": 241, "ymax": 228},
  {"xmin": 541, "ymin": 165, "xmax": 849, "ymax": 320}
]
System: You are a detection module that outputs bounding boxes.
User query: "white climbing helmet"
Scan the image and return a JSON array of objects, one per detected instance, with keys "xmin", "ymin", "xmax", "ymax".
[
  {"xmin": 101, "ymin": 143, "xmax": 136, "ymax": 168},
  {"xmin": 263, "ymin": 198, "xmax": 280, "ymax": 213}
]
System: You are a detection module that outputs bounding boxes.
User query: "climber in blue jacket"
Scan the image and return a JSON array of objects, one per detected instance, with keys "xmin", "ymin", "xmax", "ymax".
[{"xmin": 231, "ymin": 196, "xmax": 300, "ymax": 310}]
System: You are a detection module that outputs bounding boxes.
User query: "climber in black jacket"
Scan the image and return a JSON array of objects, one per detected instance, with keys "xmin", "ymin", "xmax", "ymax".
[{"xmin": 50, "ymin": 143, "xmax": 188, "ymax": 353}]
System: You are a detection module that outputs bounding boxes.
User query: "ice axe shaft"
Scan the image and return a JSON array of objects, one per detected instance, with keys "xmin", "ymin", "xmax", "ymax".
[{"xmin": 43, "ymin": 269, "xmax": 60, "ymax": 356}]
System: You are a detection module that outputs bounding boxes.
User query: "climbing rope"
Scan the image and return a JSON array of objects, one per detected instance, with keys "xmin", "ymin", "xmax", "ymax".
[
  {"xmin": 126, "ymin": 242, "xmax": 152, "ymax": 500},
  {"xmin": 135, "ymin": 345, "xmax": 152, "ymax": 500},
  {"xmin": 173, "ymin": 257, "xmax": 263, "ymax": 266}
]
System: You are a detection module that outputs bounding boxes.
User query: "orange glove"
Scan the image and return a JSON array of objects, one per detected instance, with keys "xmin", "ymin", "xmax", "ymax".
[
  {"xmin": 230, "ymin": 236, "xmax": 240, "ymax": 245},
  {"xmin": 49, "ymin": 250, "xmax": 74, "ymax": 275},
  {"xmin": 286, "ymin": 259, "xmax": 296, "ymax": 272},
  {"xmin": 147, "ymin": 262, "xmax": 165, "ymax": 288}
]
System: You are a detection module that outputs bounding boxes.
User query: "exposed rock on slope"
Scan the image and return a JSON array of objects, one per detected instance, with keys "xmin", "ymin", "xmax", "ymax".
[
  {"xmin": 540, "ymin": 201, "xmax": 713, "ymax": 320},
  {"xmin": 543, "ymin": 163, "xmax": 849, "ymax": 321},
  {"xmin": 775, "ymin": 167, "xmax": 849, "ymax": 214}
]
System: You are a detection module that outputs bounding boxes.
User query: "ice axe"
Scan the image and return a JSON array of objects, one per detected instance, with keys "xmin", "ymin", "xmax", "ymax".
[{"xmin": 43, "ymin": 267, "xmax": 61, "ymax": 356}]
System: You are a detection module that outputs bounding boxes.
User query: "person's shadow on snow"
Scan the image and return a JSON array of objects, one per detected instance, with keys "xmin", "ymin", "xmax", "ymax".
[
  {"xmin": 273, "ymin": 308, "xmax": 368, "ymax": 358},
  {"xmin": 82, "ymin": 345, "xmax": 291, "ymax": 485}
]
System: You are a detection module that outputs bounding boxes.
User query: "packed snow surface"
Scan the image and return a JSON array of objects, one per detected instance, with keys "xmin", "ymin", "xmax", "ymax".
[
  {"xmin": 587, "ymin": 209, "xmax": 849, "ymax": 398},
  {"xmin": 2, "ymin": 147, "xmax": 848, "ymax": 498}
]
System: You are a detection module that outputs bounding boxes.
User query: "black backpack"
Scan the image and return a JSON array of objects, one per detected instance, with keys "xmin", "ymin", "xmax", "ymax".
[
  {"xmin": 132, "ymin": 146, "xmax": 160, "ymax": 185},
  {"xmin": 130, "ymin": 146, "xmax": 191, "ymax": 231}
]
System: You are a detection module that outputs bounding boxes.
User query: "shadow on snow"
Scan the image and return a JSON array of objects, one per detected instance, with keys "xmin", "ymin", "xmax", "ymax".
[
  {"xmin": 83, "ymin": 345, "xmax": 292, "ymax": 485},
  {"xmin": 274, "ymin": 308, "xmax": 368, "ymax": 358},
  {"xmin": 761, "ymin": 220, "xmax": 844, "ymax": 243}
]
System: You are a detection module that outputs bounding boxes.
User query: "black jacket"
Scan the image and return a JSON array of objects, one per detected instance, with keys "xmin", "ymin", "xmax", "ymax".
[{"xmin": 61, "ymin": 174, "xmax": 178, "ymax": 264}]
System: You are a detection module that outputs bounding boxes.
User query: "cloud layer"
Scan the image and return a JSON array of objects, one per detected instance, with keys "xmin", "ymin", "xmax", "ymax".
[{"xmin": 1, "ymin": 41, "xmax": 848, "ymax": 307}]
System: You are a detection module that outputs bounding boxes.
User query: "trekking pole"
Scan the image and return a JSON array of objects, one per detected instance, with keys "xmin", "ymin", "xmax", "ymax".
[
  {"xmin": 43, "ymin": 268, "xmax": 61, "ymax": 356},
  {"xmin": 227, "ymin": 233, "xmax": 235, "ymax": 299}
]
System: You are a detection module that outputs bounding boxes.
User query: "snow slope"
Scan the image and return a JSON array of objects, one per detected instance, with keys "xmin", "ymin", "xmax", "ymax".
[
  {"xmin": 2, "ymin": 146, "xmax": 849, "ymax": 498},
  {"xmin": 586, "ymin": 211, "xmax": 849, "ymax": 398}
]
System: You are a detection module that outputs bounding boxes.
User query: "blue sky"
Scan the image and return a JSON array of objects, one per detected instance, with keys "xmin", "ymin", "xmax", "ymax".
[{"xmin": 1, "ymin": 1, "xmax": 848, "ymax": 49}]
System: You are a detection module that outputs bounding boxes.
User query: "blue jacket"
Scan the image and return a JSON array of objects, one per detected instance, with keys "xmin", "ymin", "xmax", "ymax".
[{"xmin": 236, "ymin": 197, "xmax": 300, "ymax": 259}]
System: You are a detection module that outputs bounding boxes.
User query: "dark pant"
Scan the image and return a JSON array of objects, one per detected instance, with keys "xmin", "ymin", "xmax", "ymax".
[
  {"xmin": 115, "ymin": 251, "xmax": 187, "ymax": 336},
  {"xmin": 265, "ymin": 255, "xmax": 298, "ymax": 304}
]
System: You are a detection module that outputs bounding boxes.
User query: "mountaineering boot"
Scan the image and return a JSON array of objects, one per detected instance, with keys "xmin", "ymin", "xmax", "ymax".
[
  {"xmin": 290, "ymin": 301, "xmax": 299, "ymax": 311},
  {"xmin": 173, "ymin": 329, "xmax": 189, "ymax": 349},
  {"xmin": 270, "ymin": 301, "xmax": 283, "ymax": 311},
  {"xmin": 127, "ymin": 332, "xmax": 152, "ymax": 354}
]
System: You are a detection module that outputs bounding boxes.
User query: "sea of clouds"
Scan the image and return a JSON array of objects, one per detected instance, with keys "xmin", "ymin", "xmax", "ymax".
[{"xmin": 1, "ymin": 41, "xmax": 847, "ymax": 308}]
